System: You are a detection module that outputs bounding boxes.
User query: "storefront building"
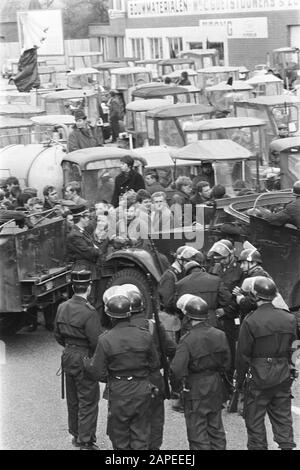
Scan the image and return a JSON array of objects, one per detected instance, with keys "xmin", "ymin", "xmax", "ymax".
[{"xmin": 92, "ymin": 0, "xmax": 300, "ymax": 69}]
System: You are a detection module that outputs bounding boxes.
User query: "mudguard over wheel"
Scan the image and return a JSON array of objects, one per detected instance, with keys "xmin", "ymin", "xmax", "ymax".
[{"xmin": 105, "ymin": 268, "xmax": 154, "ymax": 318}]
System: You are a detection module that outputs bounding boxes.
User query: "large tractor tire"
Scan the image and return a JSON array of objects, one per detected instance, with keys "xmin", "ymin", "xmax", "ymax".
[
  {"xmin": 0, "ymin": 312, "xmax": 26, "ymax": 339},
  {"xmin": 105, "ymin": 268, "xmax": 155, "ymax": 318}
]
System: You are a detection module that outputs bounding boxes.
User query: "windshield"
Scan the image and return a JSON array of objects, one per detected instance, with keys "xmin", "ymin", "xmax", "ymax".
[
  {"xmin": 287, "ymin": 153, "xmax": 300, "ymax": 181},
  {"xmin": 207, "ymin": 90, "xmax": 252, "ymax": 113},
  {"xmin": 214, "ymin": 160, "xmax": 256, "ymax": 196},
  {"xmin": 255, "ymin": 82, "xmax": 283, "ymax": 96},
  {"xmin": 158, "ymin": 119, "xmax": 184, "ymax": 147},
  {"xmin": 62, "ymin": 161, "xmax": 82, "ymax": 186},
  {"xmin": 198, "ymin": 71, "xmax": 239, "ymax": 88},
  {"xmin": 272, "ymin": 104, "xmax": 299, "ymax": 133},
  {"xmin": 184, "ymin": 125, "xmax": 267, "ymax": 164},
  {"xmin": 82, "ymin": 159, "xmax": 143, "ymax": 205}
]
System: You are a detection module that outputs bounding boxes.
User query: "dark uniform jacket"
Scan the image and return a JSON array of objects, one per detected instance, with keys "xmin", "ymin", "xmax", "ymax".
[
  {"xmin": 130, "ymin": 313, "xmax": 176, "ymax": 391},
  {"xmin": 86, "ymin": 320, "xmax": 160, "ymax": 382},
  {"xmin": 67, "ymin": 124, "xmax": 104, "ymax": 153},
  {"xmin": 175, "ymin": 267, "xmax": 236, "ymax": 319},
  {"xmin": 66, "ymin": 225, "xmax": 100, "ymax": 279},
  {"xmin": 158, "ymin": 266, "xmax": 183, "ymax": 314},
  {"xmin": 236, "ymin": 303, "xmax": 297, "ymax": 389},
  {"xmin": 263, "ymin": 196, "xmax": 300, "ymax": 229},
  {"xmin": 54, "ymin": 295, "xmax": 102, "ymax": 355},
  {"xmin": 171, "ymin": 321, "xmax": 231, "ymax": 410},
  {"xmin": 111, "ymin": 170, "xmax": 145, "ymax": 207}
]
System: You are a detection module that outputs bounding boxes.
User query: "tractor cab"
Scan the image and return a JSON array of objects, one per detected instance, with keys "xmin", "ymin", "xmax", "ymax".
[
  {"xmin": 42, "ymin": 89, "xmax": 100, "ymax": 122},
  {"xmin": 182, "ymin": 117, "xmax": 268, "ymax": 167},
  {"xmin": 269, "ymin": 136, "xmax": 300, "ymax": 189},
  {"xmin": 246, "ymin": 74, "xmax": 284, "ymax": 96},
  {"xmin": 0, "ymin": 116, "xmax": 34, "ymax": 147},
  {"xmin": 157, "ymin": 58, "xmax": 196, "ymax": 76},
  {"xmin": 234, "ymin": 95, "xmax": 300, "ymax": 148},
  {"xmin": 30, "ymin": 114, "xmax": 75, "ymax": 145},
  {"xmin": 146, "ymin": 103, "xmax": 215, "ymax": 147},
  {"xmin": 271, "ymin": 47, "xmax": 300, "ymax": 89},
  {"xmin": 61, "ymin": 147, "xmax": 146, "ymax": 205},
  {"xmin": 131, "ymin": 84, "xmax": 203, "ymax": 105},
  {"xmin": 197, "ymin": 66, "xmax": 240, "ymax": 89},
  {"xmin": 171, "ymin": 139, "xmax": 258, "ymax": 197},
  {"xmin": 135, "ymin": 59, "xmax": 160, "ymax": 79},
  {"xmin": 93, "ymin": 62, "xmax": 128, "ymax": 89},
  {"xmin": 205, "ymin": 80, "xmax": 254, "ymax": 114},
  {"xmin": 0, "ymin": 103, "xmax": 45, "ymax": 119},
  {"xmin": 125, "ymin": 99, "xmax": 167, "ymax": 148},
  {"xmin": 110, "ymin": 67, "xmax": 153, "ymax": 105},
  {"xmin": 177, "ymin": 49, "xmax": 219, "ymax": 69},
  {"xmin": 163, "ymin": 69, "xmax": 198, "ymax": 87}
]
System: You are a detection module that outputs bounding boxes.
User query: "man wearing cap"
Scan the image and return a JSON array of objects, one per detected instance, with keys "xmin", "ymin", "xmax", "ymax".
[
  {"xmin": 171, "ymin": 295, "xmax": 231, "ymax": 450},
  {"xmin": 54, "ymin": 270, "xmax": 103, "ymax": 450},
  {"xmin": 85, "ymin": 293, "xmax": 159, "ymax": 450},
  {"xmin": 67, "ymin": 108, "xmax": 104, "ymax": 153},
  {"xmin": 66, "ymin": 205, "xmax": 102, "ymax": 312},
  {"xmin": 236, "ymin": 277, "xmax": 297, "ymax": 450},
  {"xmin": 111, "ymin": 156, "xmax": 145, "ymax": 207}
]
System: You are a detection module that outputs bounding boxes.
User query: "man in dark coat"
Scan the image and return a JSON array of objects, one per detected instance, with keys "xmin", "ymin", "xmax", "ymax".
[
  {"xmin": 175, "ymin": 253, "xmax": 236, "ymax": 333},
  {"xmin": 108, "ymin": 90, "xmax": 122, "ymax": 142},
  {"xmin": 236, "ymin": 277, "xmax": 297, "ymax": 450},
  {"xmin": 258, "ymin": 180, "xmax": 300, "ymax": 229},
  {"xmin": 171, "ymin": 295, "xmax": 231, "ymax": 450},
  {"xmin": 85, "ymin": 294, "xmax": 160, "ymax": 450},
  {"xmin": 66, "ymin": 206, "xmax": 103, "ymax": 313},
  {"xmin": 54, "ymin": 270, "xmax": 103, "ymax": 450},
  {"xmin": 111, "ymin": 155, "xmax": 145, "ymax": 207},
  {"xmin": 67, "ymin": 109, "xmax": 103, "ymax": 153}
]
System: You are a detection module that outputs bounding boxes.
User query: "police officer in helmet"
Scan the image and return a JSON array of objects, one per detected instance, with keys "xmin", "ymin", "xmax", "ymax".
[
  {"xmin": 54, "ymin": 270, "xmax": 102, "ymax": 450},
  {"xmin": 236, "ymin": 276, "xmax": 297, "ymax": 450},
  {"xmin": 171, "ymin": 295, "xmax": 231, "ymax": 450},
  {"xmin": 85, "ymin": 292, "xmax": 159, "ymax": 450},
  {"xmin": 119, "ymin": 284, "xmax": 176, "ymax": 450}
]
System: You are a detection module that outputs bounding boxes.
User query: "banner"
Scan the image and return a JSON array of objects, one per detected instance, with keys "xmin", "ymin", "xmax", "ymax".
[{"xmin": 128, "ymin": 0, "xmax": 300, "ymax": 17}]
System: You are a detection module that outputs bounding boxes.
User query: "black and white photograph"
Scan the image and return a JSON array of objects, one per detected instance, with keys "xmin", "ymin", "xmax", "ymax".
[{"xmin": 0, "ymin": 0, "xmax": 300, "ymax": 453}]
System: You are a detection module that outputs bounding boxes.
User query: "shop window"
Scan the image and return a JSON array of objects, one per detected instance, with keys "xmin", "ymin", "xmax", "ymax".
[
  {"xmin": 167, "ymin": 37, "xmax": 183, "ymax": 58},
  {"xmin": 149, "ymin": 37, "xmax": 163, "ymax": 59},
  {"xmin": 131, "ymin": 38, "xmax": 145, "ymax": 60}
]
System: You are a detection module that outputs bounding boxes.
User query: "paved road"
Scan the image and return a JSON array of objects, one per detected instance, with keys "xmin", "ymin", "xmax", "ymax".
[{"xmin": 0, "ymin": 325, "xmax": 299, "ymax": 450}]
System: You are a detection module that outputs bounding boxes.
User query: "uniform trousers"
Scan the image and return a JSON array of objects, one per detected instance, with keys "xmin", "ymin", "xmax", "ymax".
[
  {"xmin": 244, "ymin": 380, "xmax": 296, "ymax": 450},
  {"xmin": 183, "ymin": 398, "xmax": 226, "ymax": 450},
  {"xmin": 107, "ymin": 379, "xmax": 152, "ymax": 450}
]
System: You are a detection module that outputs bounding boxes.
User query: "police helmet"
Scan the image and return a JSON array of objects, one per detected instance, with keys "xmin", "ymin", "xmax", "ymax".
[
  {"xmin": 103, "ymin": 286, "xmax": 122, "ymax": 305},
  {"xmin": 240, "ymin": 276, "xmax": 257, "ymax": 294},
  {"xmin": 252, "ymin": 276, "xmax": 277, "ymax": 301},
  {"xmin": 184, "ymin": 296, "xmax": 209, "ymax": 320},
  {"xmin": 177, "ymin": 246, "xmax": 204, "ymax": 264},
  {"xmin": 238, "ymin": 248, "xmax": 262, "ymax": 264},
  {"xmin": 207, "ymin": 239, "xmax": 233, "ymax": 259},
  {"xmin": 71, "ymin": 270, "xmax": 91, "ymax": 284},
  {"xmin": 105, "ymin": 295, "xmax": 131, "ymax": 318},
  {"xmin": 127, "ymin": 291, "xmax": 144, "ymax": 313},
  {"xmin": 293, "ymin": 180, "xmax": 300, "ymax": 195}
]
